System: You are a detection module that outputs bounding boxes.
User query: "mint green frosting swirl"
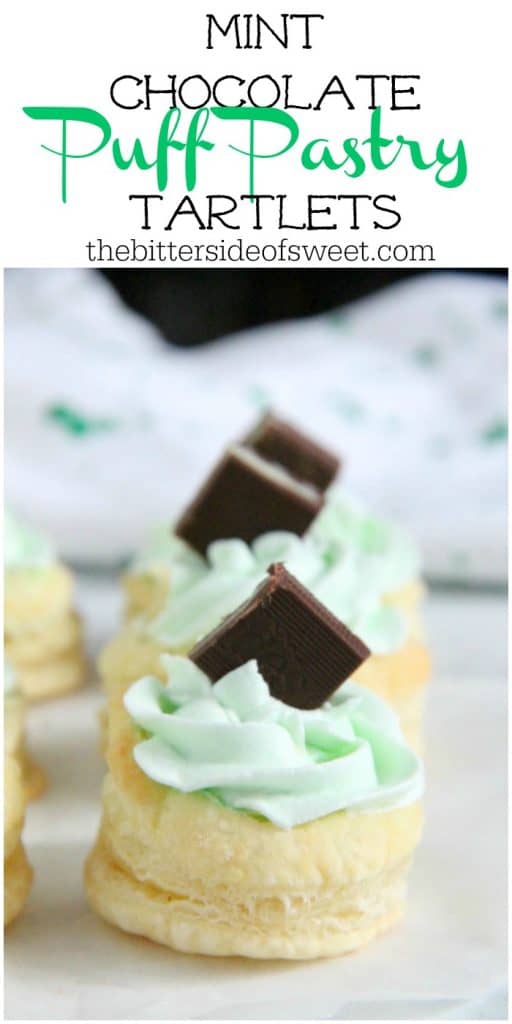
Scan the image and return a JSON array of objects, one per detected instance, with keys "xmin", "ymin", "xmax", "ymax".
[
  {"xmin": 124, "ymin": 656, "xmax": 423, "ymax": 829},
  {"xmin": 4, "ymin": 508, "xmax": 55, "ymax": 570},
  {"xmin": 311, "ymin": 488, "xmax": 421, "ymax": 594},
  {"xmin": 133, "ymin": 490, "xmax": 419, "ymax": 656},
  {"xmin": 133, "ymin": 489, "xmax": 419, "ymax": 595},
  {"xmin": 145, "ymin": 530, "xmax": 407, "ymax": 656}
]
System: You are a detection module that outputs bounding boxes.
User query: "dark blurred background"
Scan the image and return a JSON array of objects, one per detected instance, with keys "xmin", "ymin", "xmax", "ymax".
[{"xmin": 102, "ymin": 268, "xmax": 506, "ymax": 347}]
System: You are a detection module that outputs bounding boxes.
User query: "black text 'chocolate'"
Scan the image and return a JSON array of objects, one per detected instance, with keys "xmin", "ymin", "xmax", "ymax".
[
  {"xmin": 243, "ymin": 412, "xmax": 340, "ymax": 492},
  {"xmin": 175, "ymin": 447, "xmax": 323, "ymax": 556},
  {"xmin": 189, "ymin": 563, "xmax": 370, "ymax": 709}
]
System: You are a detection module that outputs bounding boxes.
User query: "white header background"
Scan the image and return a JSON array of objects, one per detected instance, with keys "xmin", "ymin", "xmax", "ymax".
[{"xmin": 2, "ymin": 0, "xmax": 509, "ymax": 267}]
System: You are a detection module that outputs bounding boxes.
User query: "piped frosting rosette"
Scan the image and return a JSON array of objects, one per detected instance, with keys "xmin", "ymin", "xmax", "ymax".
[
  {"xmin": 144, "ymin": 530, "xmax": 408, "ymax": 657},
  {"xmin": 310, "ymin": 488, "xmax": 421, "ymax": 595},
  {"xmin": 133, "ymin": 486, "xmax": 420, "ymax": 605},
  {"xmin": 125, "ymin": 655, "xmax": 423, "ymax": 829},
  {"xmin": 4, "ymin": 508, "xmax": 55, "ymax": 570}
]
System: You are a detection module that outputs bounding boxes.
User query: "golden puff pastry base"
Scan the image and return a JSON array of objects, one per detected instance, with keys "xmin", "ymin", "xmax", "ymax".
[
  {"xmin": 86, "ymin": 834, "xmax": 411, "ymax": 960},
  {"xmin": 5, "ymin": 609, "xmax": 83, "ymax": 667},
  {"xmin": 4, "ymin": 842, "xmax": 33, "ymax": 928},
  {"xmin": 20, "ymin": 748, "xmax": 46, "ymax": 801},
  {"xmin": 4, "ymin": 693, "xmax": 25, "ymax": 760},
  {"xmin": 5, "ymin": 692, "xmax": 46, "ymax": 800},
  {"xmin": 15, "ymin": 645, "xmax": 88, "ymax": 701},
  {"xmin": 99, "ymin": 627, "xmax": 172, "ymax": 697},
  {"xmin": 122, "ymin": 567, "xmax": 170, "ymax": 623},
  {"xmin": 86, "ymin": 699, "xmax": 423, "ymax": 959},
  {"xmin": 4, "ymin": 754, "xmax": 32, "ymax": 927},
  {"xmin": 5, "ymin": 564, "xmax": 73, "ymax": 628},
  {"xmin": 4, "ymin": 754, "xmax": 26, "ymax": 861},
  {"xmin": 5, "ymin": 564, "xmax": 87, "ymax": 701}
]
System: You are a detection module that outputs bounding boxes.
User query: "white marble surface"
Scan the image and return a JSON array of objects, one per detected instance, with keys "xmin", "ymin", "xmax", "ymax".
[{"xmin": 4, "ymin": 578, "xmax": 507, "ymax": 1020}]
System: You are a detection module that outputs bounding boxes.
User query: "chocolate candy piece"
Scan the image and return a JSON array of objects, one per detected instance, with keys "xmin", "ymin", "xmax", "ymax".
[
  {"xmin": 190, "ymin": 562, "xmax": 370, "ymax": 709},
  {"xmin": 175, "ymin": 446, "xmax": 324, "ymax": 556},
  {"xmin": 243, "ymin": 412, "xmax": 340, "ymax": 492}
]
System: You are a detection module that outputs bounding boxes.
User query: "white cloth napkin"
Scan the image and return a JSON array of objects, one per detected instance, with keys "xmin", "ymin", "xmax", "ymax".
[{"xmin": 5, "ymin": 269, "xmax": 507, "ymax": 581}]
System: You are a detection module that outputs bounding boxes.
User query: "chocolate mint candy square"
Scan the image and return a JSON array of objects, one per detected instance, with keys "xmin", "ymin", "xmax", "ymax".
[
  {"xmin": 189, "ymin": 562, "xmax": 370, "ymax": 709},
  {"xmin": 175, "ymin": 446, "xmax": 324, "ymax": 556},
  {"xmin": 243, "ymin": 412, "xmax": 340, "ymax": 492}
]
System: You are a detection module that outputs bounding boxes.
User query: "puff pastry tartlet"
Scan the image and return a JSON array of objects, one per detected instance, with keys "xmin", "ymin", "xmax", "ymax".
[
  {"xmin": 4, "ymin": 509, "xmax": 87, "ymax": 700},
  {"xmin": 87, "ymin": 566, "xmax": 424, "ymax": 959},
  {"xmin": 4, "ymin": 663, "xmax": 33, "ymax": 926}
]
